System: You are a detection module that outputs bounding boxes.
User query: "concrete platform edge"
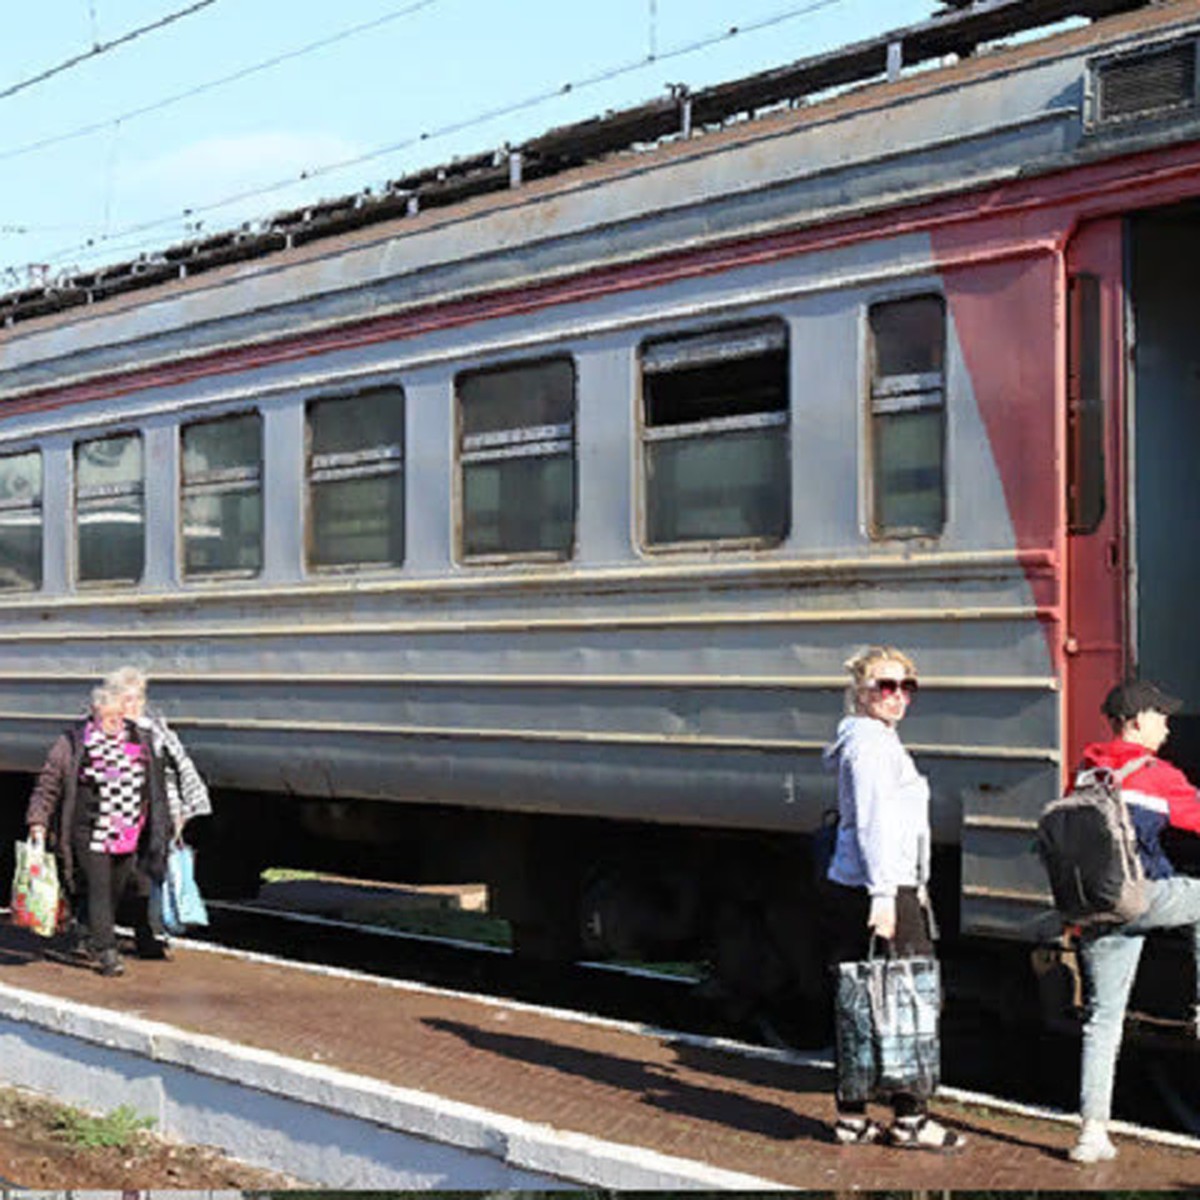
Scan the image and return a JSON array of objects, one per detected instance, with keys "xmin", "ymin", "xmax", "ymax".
[{"xmin": 0, "ymin": 980, "xmax": 783, "ymax": 1190}]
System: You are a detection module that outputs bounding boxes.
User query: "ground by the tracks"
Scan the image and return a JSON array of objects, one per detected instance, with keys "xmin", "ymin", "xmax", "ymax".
[
  {"xmin": 0, "ymin": 1084, "xmax": 294, "ymax": 1190},
  {"xmin": 0, "ymin": 920, "xmax": 1198, "ymax": 1188}
]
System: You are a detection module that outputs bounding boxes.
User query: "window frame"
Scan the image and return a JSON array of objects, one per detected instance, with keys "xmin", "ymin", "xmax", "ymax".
[
  {"xmin": 304, "ymin": 385, "xmax": 406, "ymax": 576},
  {"xmin": 455, "ymin": 354, "xmax": 577, "ymax": 565},
  {"xmin": 637, "ymin": 317, "xmax": 791, "ymax": 553},
  {"xmin": 0, "ymin": 446, "xmax": 43, "ymax": 593},
  {"xmin": 865, "ymin": 293, "xmax": 948, "ymax": 541},
  {"xmin": 179, "ymin": 409, "xmax": 264, "ymax": 582},
  {"xmin": 73, "ymin": 429, "xmax": 145, "ymax": 590},
  {"xmin": 1067, "ymin": 273, "xmax": 1106, "ymax": 536}
]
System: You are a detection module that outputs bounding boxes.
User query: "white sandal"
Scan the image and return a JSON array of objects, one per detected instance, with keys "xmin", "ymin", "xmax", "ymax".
[
  {"xmin": 834, "ymin": 1115, "xmax": 885, "ymax": 1145},
  {"xmin": 888, "ymin": 1114, "xmax": 966, "ymax": 1152}
]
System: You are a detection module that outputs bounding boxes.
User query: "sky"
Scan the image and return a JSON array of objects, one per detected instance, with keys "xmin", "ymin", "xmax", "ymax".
[{"xmin": 0, "ymin": 0, "xmax": 954, "ymax": 286}]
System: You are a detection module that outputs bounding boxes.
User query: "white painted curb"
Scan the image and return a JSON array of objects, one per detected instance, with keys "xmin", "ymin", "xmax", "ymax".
[{"xmin": 0, "ymin": 980, "xmax": 784, "ymax": 1190}]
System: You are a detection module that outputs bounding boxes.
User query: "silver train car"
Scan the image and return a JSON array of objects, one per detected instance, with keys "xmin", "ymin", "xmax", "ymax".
[{"xmin": 0, "ymin": 0, "xmax": 1197, "ymax": 1023}]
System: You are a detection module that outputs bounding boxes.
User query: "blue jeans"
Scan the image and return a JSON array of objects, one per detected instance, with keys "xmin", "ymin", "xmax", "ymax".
[{"xmin": 1078, "ymin": 875, "xmax": 1200, "ymax": 1121}]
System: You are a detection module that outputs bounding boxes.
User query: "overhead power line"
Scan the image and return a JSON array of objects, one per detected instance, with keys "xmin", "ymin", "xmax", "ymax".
[
  {"xmin": 0, "ymin": 0, "xmax": 218, "ymax": 103},
  {"xmin": 0, "ymin": 0, "xmax": 443, "ymax": 166},
  {"xmin": 35, "ymin": 0, "xmax": 849, "ymax": 270}
]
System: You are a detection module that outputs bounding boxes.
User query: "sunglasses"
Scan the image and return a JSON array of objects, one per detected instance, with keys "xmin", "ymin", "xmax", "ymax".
[{"xmin": 868, "ymin": 677, "xmax": 919, "ymax": 698}]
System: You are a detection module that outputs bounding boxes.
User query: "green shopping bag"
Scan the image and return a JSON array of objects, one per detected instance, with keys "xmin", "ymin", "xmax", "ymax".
[{"xmin": 11, "ymin": 839, "xmax": 62, "ymax": 937}]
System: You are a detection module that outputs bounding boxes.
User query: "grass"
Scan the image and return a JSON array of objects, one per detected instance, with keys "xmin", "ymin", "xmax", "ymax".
[
  {"xmin": 51, "ymin": 1104, "xmax": 155, "ymax": 1150},
  {"xmin": 257, "ymin": 869, "xmax": 703, "ymax": 976}
]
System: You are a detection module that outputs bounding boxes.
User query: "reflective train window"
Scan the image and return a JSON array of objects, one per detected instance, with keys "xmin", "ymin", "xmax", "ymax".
[
  {"xmin": 868, "ymin": 296, "xmax": 946, "ymax": 538},
  {"xmin": 0, "ymin": 450, "xmax": 41, "ymax": 591},
  {"xmin": 456, "ymin": 357, "xmax": 575, "ymax": 561},
  {"xmin": 640, "ymin": 320, "xmax": 789, "ymax": 547},
  {"xmin": 75, "ymin": 433, "xmax": 144, "ymax": 586},
  {"xmin": 306, "ymin": 388, "xmax": 405, "ymax": 571},
  {"xmin": 180, "ymin": 413, "xmax": 263, "ymax": 578}
]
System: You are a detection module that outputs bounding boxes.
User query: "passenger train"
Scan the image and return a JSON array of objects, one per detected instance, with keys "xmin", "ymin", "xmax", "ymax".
[{"xmin": 0, "ymin": 0, "xmax": 1196, "ymax": 1031}]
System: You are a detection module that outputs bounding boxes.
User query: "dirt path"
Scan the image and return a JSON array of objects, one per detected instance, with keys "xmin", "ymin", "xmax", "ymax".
[{"xmin": 0, "ymin": 1088, "xmax": 296, "ymax": 1189}]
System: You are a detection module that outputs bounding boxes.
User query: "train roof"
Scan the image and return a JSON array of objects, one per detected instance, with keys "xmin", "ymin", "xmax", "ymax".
[{"xmin": 0, "ymin": 0, "xmax": 1193, "ymax": 352}]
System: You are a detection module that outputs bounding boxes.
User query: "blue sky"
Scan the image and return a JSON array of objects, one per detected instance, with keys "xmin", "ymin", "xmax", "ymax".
[{"xmin": 0, "ymin": 0, "xmax": 946, "ymax": 283}]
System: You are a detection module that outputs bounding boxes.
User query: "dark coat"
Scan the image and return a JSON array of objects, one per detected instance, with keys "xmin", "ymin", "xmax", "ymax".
[{"xmin": 26, "ymin": 719, "xmax": 171, "ymax": 889}]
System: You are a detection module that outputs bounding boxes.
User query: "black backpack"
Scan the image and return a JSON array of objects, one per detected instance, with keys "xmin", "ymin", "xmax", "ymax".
[{"xmin": 1036, "ymin": 755, "xmax": 1153, "ymax": 926}]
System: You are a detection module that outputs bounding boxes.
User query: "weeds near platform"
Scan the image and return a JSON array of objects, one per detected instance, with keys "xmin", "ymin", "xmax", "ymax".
[{"xmin": 52, "ymin": 1103, "xmax": 154, "ymax": 1149}]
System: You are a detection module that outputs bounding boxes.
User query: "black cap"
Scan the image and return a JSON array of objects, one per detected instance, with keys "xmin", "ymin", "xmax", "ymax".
[{"xmin": 1102, "ymin": 679, "xmax": 1183, "ymax": 722}]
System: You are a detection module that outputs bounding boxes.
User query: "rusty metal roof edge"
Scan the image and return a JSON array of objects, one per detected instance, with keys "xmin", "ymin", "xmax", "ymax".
[{"xmin": 0, "ymin": 0, "xmax": 1164, "ymax": 327}]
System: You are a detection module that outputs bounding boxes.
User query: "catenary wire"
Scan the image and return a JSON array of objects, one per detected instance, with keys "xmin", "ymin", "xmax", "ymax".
[
  {"xmin": 0, "ymin": 0, "xmax": 218, "ymax": 103},
  {"xmin": 30, "ymin": 0, "xmax": 850, "ymax": 272},
  {"xmin": 0, "ymin": 0, "xmax": 445, "ymax": 168}
]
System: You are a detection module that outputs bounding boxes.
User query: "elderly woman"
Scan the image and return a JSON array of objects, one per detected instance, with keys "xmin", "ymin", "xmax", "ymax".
[
  {"xmin": 822, "ymin": 646, "xmax": 963, "ymax": 1152},
  {"xmin": 105, "ymin": 665, "xmax": 212, "ymax": 958},
  {"xmin": 106, "ymin": 665, "xmax": 211, "ymax": 839},
  {"xmin": 26, "ymin": 683, "xmax": 169, "ymax": 976}
]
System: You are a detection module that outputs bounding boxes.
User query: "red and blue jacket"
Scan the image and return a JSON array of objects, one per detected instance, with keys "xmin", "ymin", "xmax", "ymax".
[{"xmin": 1079, "ymin": 739, "xmax": 1200, "ymax": 879}]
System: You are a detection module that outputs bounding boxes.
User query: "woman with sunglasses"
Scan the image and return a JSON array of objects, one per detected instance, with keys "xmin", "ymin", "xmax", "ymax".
[{"xmin": 822, "ymin": 646, "xmax": 963, "ymax": 1152}]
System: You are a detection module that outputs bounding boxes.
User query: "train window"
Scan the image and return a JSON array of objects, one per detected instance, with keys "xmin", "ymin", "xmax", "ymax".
[
  {"xmin": 457, "ymin": 357, "xmax": 575, "ymax": 560},
  {"xmin": 306, "ymin": 388, "xmax": 405, "ymax": 571},
  {"xmin": 1067, "ymin": 274, "xmax": 1105, "ymax": 535},
  {"xmin": 868, "ymin": 296, "xmax": 946, "ymax": 538},
  {"xmin": 0, "ymin": 450, "xmax": 41, "ymax": 591},
  {"xmin": 180, "ymin": 413, "xmax": 262, "ymax": 578},
  {"xmin": 640, "ymin": 320, "xmax": 789, "ymax": 547},
  {"xmin": 75, "ymin": 433, "xmax": 144, "ymax": 585}
]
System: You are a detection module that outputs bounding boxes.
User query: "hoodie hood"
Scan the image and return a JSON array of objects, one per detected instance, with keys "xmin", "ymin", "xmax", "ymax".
[
  {"xmin": 823, "ymin": 714, "xmax": 893, "ymax": 769},
  {"xmin": 1080, "ymin": 738, "xmax": 1157, "ymax": 771}
]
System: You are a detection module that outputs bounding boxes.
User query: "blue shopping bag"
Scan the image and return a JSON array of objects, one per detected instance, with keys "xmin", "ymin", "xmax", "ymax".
[
  {"xmin": 834, "ymin": 947, "xmax": 941, "ymax": 1105},
  {"xmin": 159, "ymin": 842, "xmax": 209, "ymax": 935}
]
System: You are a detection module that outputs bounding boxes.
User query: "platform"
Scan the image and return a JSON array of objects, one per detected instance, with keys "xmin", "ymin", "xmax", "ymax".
[{"xmin": 0, "ymin": 925, "xmax": 1198, "ymax": 1189}]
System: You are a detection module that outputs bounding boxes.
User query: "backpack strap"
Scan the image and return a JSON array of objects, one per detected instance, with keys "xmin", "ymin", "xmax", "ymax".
[{"xmin": 1113, "ymin": 755, "xmax": 1155, "ymax": 784}]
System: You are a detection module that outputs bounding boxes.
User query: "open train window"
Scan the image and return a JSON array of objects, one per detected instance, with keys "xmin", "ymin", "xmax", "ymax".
[
  {"xmin": 306, "ymin": 388, "xmax": 405, "ymax": 572},
  {"xmin": 180, "ymin": 413, "xmax": 262, "ymax": 579},
  {"xmin": 75, "ymin": 433, "xmax": 143, "ymax": 586},
  {"xmin": 456, "ymin": 357, "xmax": 575, "ymax": 561},
  {"xmin": 868, "ymin": 296, "xmax": 946, "ymax": 538},
  {"xmin": 640, "ymin": 319, "xmax": 789, "ymax": 548},
  {"xmin": 0, "ymin": 450, "xmax": 41, "ymax": 591}
]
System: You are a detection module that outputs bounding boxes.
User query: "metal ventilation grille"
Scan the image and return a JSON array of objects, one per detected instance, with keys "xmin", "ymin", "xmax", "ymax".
[{"xmin": 1096, "ymin": 40, "xmax": 1197, "ymax": 124}]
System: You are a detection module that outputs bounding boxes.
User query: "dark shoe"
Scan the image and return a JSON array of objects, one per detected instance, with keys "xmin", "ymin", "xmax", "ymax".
[
  {"xmin": 63, "ymin": 922, "xmax": 95, "ymax": 962},
  {"xmin": 96, "ymin": 949, "xmax": 124, "ymax": 977},
  {"xmin": 136, "ymin": 938, "xmax": 170, "ymax": 961},
  {"xmin": 888, "ymin": 1115, "xmax": 965, "ymax": 1152}
]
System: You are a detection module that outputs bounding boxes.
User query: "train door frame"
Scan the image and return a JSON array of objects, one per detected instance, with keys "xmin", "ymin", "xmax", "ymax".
[
  {"xmin": 1064, "ymin": 218, "xmax": 1128, "ymax": 771},
  {"xmin": 1121, "ymin": 203, "xmax": 1200, "ymax": 783}
]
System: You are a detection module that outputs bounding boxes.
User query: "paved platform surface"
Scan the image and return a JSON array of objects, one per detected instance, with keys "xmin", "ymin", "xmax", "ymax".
[{"xmin": 0, "ymin": 924, "xmax": 1198, "ymax": 1189}]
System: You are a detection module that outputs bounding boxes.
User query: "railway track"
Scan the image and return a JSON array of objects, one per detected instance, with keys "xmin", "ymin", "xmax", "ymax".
[{"xmin": 198, "ymin": 897, "xmax": 725, "ymax": 1039}]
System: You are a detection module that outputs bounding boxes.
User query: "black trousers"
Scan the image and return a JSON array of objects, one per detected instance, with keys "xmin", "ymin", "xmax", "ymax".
[
  {"xmin": 70, "ymin": 827, "xmax": 137, "ymax": 954},
  {"xmin": 823, "ymin": 881, "xmax": 934, "ymax": 1118}
]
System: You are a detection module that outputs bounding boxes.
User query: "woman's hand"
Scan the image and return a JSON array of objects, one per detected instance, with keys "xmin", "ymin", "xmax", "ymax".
[
  {"xmin": 868, "ymin": 895, "xmax": 896, "ymax": 940},
  {"xmin": 27, "ymin": 825, "xmax": 45, "ymax": 850}
]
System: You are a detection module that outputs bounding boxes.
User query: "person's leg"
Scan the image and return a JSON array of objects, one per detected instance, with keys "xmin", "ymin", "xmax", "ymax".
[
  {"xmin": 70, "ymin": 830, "xmax": 115, "ymax": 952},
  {"xmin": 70, "ymin": 836, "xmax": 123, "ymax": 976},
  {"xmin": 1126, "ymin": 876, "xmax": 1200, "ymax": 1027},
  {"xmin": 1073, "ymin": 926, "xmax": 1144, "ymax": 1161},
  {"xmin": 130, "ymin": 870, "xmax": 168, "ymax": 958},
  {"xmin": 884, "ymin": 888, "xmax": 963, "ymax": 1151},
  {"xmin": 825, "ymin": 883, "xmax": 886, "ymax": 1142}
]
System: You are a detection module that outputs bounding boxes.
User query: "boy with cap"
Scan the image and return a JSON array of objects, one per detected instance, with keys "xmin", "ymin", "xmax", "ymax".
[{"xmin": 1070, "ymin": 679, "xmax": 1200, "ymax": 1163}]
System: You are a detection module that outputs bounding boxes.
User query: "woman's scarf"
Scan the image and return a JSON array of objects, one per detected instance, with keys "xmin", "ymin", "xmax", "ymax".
[{"xmin": 79, "ymin": 720, "xmax": 147, "ymax": 854}]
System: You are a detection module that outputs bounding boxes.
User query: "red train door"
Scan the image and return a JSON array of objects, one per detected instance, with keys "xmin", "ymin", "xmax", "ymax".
[{"xmin": 1064, "ymin": 218, "xmax": 1127, "ymax": 769}]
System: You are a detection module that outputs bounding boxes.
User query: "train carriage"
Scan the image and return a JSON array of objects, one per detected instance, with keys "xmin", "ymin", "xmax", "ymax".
[{"xmin": 0, "ymin": 0, "xmax": 1197, "ymax": 1029}]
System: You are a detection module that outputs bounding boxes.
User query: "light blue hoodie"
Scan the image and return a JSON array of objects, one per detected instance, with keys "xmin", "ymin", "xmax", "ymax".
[{"xmin": 823, "ymin": 714, "xmax": 930, "ymax": 899}]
